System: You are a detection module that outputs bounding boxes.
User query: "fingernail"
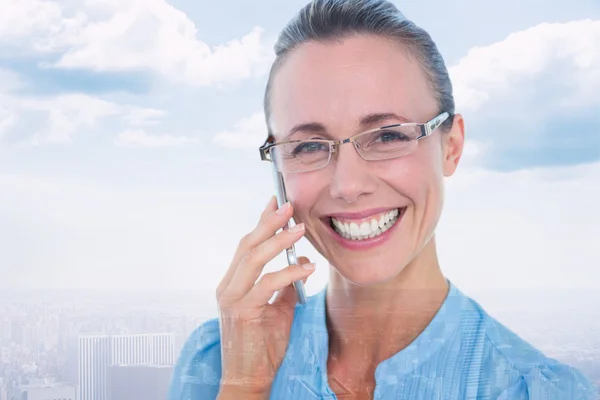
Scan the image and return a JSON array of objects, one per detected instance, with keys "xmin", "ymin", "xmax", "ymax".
[
  {"xmin": 288, "ymin": 223, "xmax": 305, "ymax": 233},
  {"xmin": 301, "ymin": 262, "xmax": 315, "ymax": 270},
  {"xmin": 276, "ymin": 201, "xmax": 290, "ymax": 215}
]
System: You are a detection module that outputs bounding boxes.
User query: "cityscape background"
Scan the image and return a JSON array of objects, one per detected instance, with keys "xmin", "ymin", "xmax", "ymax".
[
  {"xmin": 1, "ymin": 0, "xmax": 599, "ymax": 398},
  {"xmin": 0, "ymin": 287, "xmax": 599, "ymax": 398}
]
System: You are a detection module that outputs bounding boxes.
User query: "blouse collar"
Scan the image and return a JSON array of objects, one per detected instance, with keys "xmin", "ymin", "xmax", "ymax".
[{"xmin": 306, "ymin": 279, "xmax": 464, "ymax": 394}]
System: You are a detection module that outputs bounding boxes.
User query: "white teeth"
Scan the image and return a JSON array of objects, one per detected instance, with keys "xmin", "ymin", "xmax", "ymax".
[
  {"xmin": 359, "ymin": 222, "xmax": 370, "ymax": 236},
  {"xmin": 350, "ymin": 223, "xmax": 360, "ymax": 236},
  {"xmin": 332, "ymin": 219, "xmax": 340, "ymax": 229},
  {"xmin": 370, "ymin": 219, "xmax": 378, "ymax": 232},
  {"xmin": 331, "ymin": 208, "xmax": 402, "ymax": 241}
]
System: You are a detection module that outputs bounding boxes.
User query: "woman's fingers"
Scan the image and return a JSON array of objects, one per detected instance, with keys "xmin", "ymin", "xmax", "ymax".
[
  {"xmin": 271, "ymin": 256, "xmax": 312, "ymax": 308},
  {"xmin": 245, "ymin": 200, "xmax": 294, "ymax": 250},
  {"xmin": 217, "ymin": 196, "xmax": 284, "ymax": 298},
  {"xmin": 224, "ymin": 222, "xmax": 306, "ymax": 301},
  {"xmin": 258, "ymin": 195, "xmax": 278, "ymax": 224},
  {"xmin": 217, "ymin": 196, "xmax": 304, "ymax": 303},
  {"xmin": 243, "ymin": 262, "xmax": 316, "ymax": 308}
]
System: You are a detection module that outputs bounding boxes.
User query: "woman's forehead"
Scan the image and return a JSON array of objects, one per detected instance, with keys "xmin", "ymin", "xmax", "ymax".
[{"xmin": 269, "ymin": 35, "xmax": 435, "ymax": 134}]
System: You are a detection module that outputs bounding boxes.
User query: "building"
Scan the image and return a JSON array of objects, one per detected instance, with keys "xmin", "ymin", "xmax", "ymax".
[
  {"xmin": 0, "ymin": 383, "xmax": 7, "ymax": 400},
  {"xmin": 78, "ymin": 333, "xmax": 176, "ymax": 400},
  {"xmin": 78, "ymin": 335, "xmax": 111, "ymax": 400},
  {"xmin": 108, "ymin": 365, "xmax": 173, "ymax": 400},
  {"xmin": 111, "ymin": 333, "xmax": 175, "ymax": 365},
  {"xmin": 14, "ymin": 384, "xmax": 76, "ymax": 400}
]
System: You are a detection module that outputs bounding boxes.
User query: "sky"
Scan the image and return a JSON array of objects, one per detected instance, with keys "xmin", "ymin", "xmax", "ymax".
[{"xmin": 0, "ymin": 0, "xmax": 599, "ymax": 302}]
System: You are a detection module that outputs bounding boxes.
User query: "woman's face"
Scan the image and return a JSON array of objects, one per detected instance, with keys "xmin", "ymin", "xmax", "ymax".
[{"xmin": 269, "ymin": 35, "xmax": 464, "ymax": 286}]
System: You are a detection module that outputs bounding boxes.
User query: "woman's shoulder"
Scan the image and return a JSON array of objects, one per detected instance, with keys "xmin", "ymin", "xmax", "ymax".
[
  {"xmin": 176, "ymin": 317, "xmax": 222, "ymax": 368},
  {"xmin": 166, "ymin": 292, "xmax": 322, "ymax": 400},
  {"xmin": 455, "ymin": 290, "xmax": 598, "ymax": 399},
  {"xmin": 167, "ymin": 318, "xmax": 222, "ymax": 400}
]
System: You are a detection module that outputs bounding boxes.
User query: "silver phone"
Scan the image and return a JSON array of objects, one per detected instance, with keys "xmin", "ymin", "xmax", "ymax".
[{"xmin": 271, "ymin": 164, "xmax": 307, "ymax": 305}]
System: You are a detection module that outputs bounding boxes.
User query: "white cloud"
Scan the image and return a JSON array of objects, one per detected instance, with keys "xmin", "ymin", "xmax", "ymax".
[
  {"xmin": 115, "ymin": 129, "xmax": 201, "ymax": 147},
  {"xmin": 456, "ymin": 139, "xmax": 491, "ymax": 168},
  {"xmin": 0, "ymin": 62, "xmax": 169, "ymax": 145},
  {"xmin": 451, "ymin": 19, "xmax": 600, "ymax": 112},
  {"xmin": 0, "ymin": 67, "xmax": 25, "ymax": 92},
  {"xmin": 0, "ymin": 105, "xmax": 17, "ymax": 139},
  {"xmin": 26, "ymin": 94, "xmax": 121, "ymax": 144},
  {"xmin": 0, "ymin": 91, "xmax": 168, "ymax": 145},
  {"xmin": 213, "ymin": 111, "xmax": 267, "ymax": 148},
  {"xmin": 448, "ymin": 19, "xmax": 600, "ymax": 168},
  {"xmin": 1, "ymin": 0, "xmax": 274, "ymax": 86},
  {"xmin": 0, "ymin": 0, "xmax": 84, "ymax": 51},
  {"xmin": 0, "ymin": 68, "xmax": 19, "ymax": 139},
  {"xmin": 122, "ymin": 107, "xmax": 168, "ymax": 127}
]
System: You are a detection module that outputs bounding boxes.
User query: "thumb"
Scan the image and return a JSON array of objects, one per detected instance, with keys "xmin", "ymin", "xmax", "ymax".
[{"xmin": 271, "ymin": 256, "xmax": 312, "ymax": 308}]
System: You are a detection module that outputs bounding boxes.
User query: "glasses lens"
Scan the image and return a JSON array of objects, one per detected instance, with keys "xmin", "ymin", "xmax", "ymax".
[
  {"xmin": 355, "ymin": 125, "xmax": 419, "ymax": 160},
  {"xmin": 271, "ymin": 140, "xmax": 331, "ymax": 173}
]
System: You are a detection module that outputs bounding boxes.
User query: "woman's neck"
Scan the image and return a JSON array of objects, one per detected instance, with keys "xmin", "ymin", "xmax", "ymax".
[{"xmin": 325, "ymin": 237, "xmax": 449, "ymax": 366}]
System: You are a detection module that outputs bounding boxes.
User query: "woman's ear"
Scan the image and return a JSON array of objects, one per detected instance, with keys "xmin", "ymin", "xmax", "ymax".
[{"xmin": 442, "ymin": 114, "xmax": 465, "ymax": 177}]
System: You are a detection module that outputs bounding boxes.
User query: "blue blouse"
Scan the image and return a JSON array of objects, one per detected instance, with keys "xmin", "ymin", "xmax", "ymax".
[{"xmin": 168, "ymin": 281, "xmax": 597, "ymax": 399}]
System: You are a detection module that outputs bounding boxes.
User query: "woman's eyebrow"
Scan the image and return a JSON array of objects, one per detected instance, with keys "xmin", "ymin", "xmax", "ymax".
[
  {"xmin": 360, "ymin": 112, "xmax": 411, "ymax": 126},
  {"xmin": 287, "ymin": 122, "xmax": 327, "ymax": 138},
  {"xmin": 284, "ymin": 112, "xmax": 411, "ymax": 140}
]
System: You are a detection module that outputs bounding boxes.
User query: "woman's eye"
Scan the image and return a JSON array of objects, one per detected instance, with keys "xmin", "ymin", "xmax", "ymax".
[
  {"xmin": 375, "ymin": 131, "xmax": 409, "ymax": 143},
  {"xmin": 292, "ymin": 141, "xmax": 327, "ymax": 154}
]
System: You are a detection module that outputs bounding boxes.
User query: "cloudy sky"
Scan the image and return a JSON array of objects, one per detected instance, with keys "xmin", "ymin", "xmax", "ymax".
[{"xmin": 1, "ymin": 0, "xmax": 599, "ymax": 301}]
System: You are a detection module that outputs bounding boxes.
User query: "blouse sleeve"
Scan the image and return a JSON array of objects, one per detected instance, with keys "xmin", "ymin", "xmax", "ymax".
[
  {"xmin": 497, "ymin": 362, "xmax": 598, "ymax": 400},
  {"xmin": 167, "ymin": 318, "xmax": 223, "ymax": 400}
]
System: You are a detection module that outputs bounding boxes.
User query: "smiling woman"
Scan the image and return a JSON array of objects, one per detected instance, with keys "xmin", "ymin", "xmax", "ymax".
[{"xmin": 168, "ymin": 1, "xmax": 597, "ymax": 399}]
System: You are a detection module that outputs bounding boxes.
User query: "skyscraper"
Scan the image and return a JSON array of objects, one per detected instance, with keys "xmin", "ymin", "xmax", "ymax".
[
  {"xmin": 15, "ymin": 384, "xmax": 76, "ymax": 400},
  {"xmin": 78, "ymin": 335, "xmax": 111, "ymax": 400},
  {"xmin": 108, "ymin": 365, "xmax": 173, "ymax": 400},
  {"xmin": 0, "ymin": 382, "xmax": 7, "ymax": 400},
  {"xmin": 78, "ymin": 333, "xmax": 176, "ymax": 400},
  {"xmin": 111, "ymin": 333, "xmax": 176, "ymax": 365}
]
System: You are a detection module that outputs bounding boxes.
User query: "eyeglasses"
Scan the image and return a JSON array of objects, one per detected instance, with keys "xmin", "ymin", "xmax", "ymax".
[{"xmin": 259, "ymin": 111, "xmax": 451, "ymax": 173}]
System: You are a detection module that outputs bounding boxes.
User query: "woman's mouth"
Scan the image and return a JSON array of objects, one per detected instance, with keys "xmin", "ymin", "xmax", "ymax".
[{"xmin": 328, "ymin": 207, "xmax": 405, "ymax": 241}]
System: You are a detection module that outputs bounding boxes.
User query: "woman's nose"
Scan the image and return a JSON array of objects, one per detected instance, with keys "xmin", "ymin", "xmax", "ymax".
[{"xmin": 328, "ymin": 144, "xmax": 378, "ymax": 204}]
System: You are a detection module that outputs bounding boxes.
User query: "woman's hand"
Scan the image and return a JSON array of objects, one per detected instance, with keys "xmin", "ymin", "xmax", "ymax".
[{"xmin": 215, "ymin": 196, "xmax": 316, "ymax": 397}]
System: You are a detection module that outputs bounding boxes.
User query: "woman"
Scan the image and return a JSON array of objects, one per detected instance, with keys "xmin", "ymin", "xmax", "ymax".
[{"xmin": 168, "ymin": 1, "xmax": 596, "ymax": 399}]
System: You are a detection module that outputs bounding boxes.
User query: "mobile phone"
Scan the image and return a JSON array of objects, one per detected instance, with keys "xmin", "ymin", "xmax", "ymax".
[{"xmin": 270, "ymin": 164, "xmax": 307, "ymax": 305}]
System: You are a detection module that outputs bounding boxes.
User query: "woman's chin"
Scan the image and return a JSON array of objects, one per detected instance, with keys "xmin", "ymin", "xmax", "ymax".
[{"xmin": 330, "ymin": 260, "xmax": 406, "ymax": 287}]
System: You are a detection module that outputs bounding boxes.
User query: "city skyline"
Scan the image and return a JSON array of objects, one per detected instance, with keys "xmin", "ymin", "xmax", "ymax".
[
  {"xmin": 1, "ymin": 287, "xmax": 599, "ymax": 397},
  {"xmin": 0, "ymin": 290, "xmax": 190, "ymax": 400}
]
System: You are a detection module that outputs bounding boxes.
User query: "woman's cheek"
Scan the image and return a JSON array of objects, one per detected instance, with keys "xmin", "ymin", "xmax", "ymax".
[
  {"xmin": 286, "ymin": 174, "xmax": 322, "ymax": 207},
  {"xmin": 284, "ymin": 176, "xmax": 310, "ymax": 224}
]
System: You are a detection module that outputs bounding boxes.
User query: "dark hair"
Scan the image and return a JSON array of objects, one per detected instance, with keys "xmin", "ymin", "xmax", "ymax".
[{"xmin": 263, "ymin": 0, "xmax": 455, "ymax": 134}]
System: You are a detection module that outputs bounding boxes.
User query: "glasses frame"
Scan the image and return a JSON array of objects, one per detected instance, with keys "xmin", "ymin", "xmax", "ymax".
[{"xmin": 259, "ymin": 111, "xmax": 451, "ymax": 173}]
